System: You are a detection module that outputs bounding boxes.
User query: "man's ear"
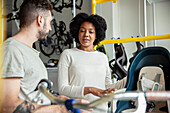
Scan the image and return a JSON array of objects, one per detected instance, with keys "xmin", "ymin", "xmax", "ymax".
[{"xmin": 37, "ymin": 15, "xmax": 44, "ymax": 27}]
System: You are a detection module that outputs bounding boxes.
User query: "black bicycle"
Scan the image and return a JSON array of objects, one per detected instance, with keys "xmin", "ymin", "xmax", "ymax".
[
  {"xmin": 39, "ymin": 19, "xmax": 73, "ymax": 57},
  {"xmin": 39, "ymin": 0, "xmax": 83, "ymax": 57}
]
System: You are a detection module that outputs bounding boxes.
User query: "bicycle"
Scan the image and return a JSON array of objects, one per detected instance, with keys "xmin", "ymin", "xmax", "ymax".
[
  {"xmin": 39, "ymin": 19, "xmax": 73, "ymax": 57},
  {"xmin": 39, "ymin": 0, "xmax": 83, "ymax": 57}
]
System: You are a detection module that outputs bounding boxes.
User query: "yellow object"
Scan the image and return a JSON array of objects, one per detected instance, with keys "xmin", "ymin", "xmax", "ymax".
[
  {"xmin": 0, "ymin": 2, "xmax": 2, "ymax": 112},
  {"xmin": 94, "ymin": 34, "xmax": 170, "ymax": 49},
  {"xmin": 0, "ymin": 1, "xmax": 6, "ymax": 112},
  {"xmin": 91, "ymin": 0, "xmax": 117, "ymax": 14},
  {"xmin": 99, "ymin": 34, "xmax": 170, "ymax": 45}
]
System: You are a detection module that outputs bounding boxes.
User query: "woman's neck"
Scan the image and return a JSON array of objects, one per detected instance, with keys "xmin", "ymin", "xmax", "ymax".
[{"xmin": 77, "ymin": 46, "xmax": 95, "ymax": 52}]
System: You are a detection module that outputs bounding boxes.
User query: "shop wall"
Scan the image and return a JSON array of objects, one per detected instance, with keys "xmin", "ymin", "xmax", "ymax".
[{"xmin": 96, "ymin": 0, "xmax": 170, "ymax": 68}]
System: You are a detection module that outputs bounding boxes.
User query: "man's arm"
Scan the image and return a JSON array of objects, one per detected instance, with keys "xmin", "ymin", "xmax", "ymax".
[{"xmin": 1, "ymin": 78, "xmax": 68, "ymax": 113}]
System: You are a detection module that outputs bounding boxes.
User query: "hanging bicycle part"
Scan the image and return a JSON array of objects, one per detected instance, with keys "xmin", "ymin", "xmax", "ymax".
[
  {"xmin": 13, "ymin": 0, "xmax": 23, "ymax": 11},
  {"xmin": 13, "ymin": 0, "xmax": 83, "ymax": 14},
  {"xmin": 50, "ymin": 0, "xmax": 83, "ymax": 13},
  {"xmin": 109, "ymin": 38, "xmax": 128, "ymax": 80},
  {"xmin": 129, "ymin": 36, "xmax": 144, "ymax": 64},
  {"xmin": 4, "ymin": 0, "xmax": 20, "ymax": 31},
  {"xmin": 39, "ymin": 37, "xmax": 56, "ymax": 57},
  {"xmin": 39, "ymin": 18, "xmax": 72, "ymax": 57}
]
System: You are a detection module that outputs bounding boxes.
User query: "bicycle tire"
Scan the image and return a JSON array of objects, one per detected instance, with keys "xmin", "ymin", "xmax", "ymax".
[
  {"xmin": 13, "ymin": 0, "xmax": 22, "ymax": 11},
  {"xmin": 59, "ymin": 21, "xmax": 66, "ymax": 35},
  {"xmin": 49, "ymin": 0, "xmax": 60, "ymax": 4},
  {"xmin": 54, "ymin": 37, "xmax": 63, "ymax": 55},
  {"xmin": 61, "ymin": 0, "xmax": 83, "ymax": 9},
  {"xmin": 61, "ymin": 34, "xmax": 72, "ymax": 49},
  {"xmin": 54, "ymin": 34, "xmax": 72, "ymax": 55},
  {"xmin": 33, "ymin": 42, "xmax": 36, "ymax": 49},
  {"xmin": 39, "ymin": 37, "xmax": 55, "ymax": 57},
  {"xmin": 13, "ymin": 0, "xmax": 18, "ymax": 11},
  {"xmin": 76, "ymin": 0, "xmax": 83, "ymax": 10}
]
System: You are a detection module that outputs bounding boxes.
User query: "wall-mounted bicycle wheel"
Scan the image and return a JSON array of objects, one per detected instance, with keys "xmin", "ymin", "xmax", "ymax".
[
  {"xmin": 54, "ymin": 34, "xmax": 72, "ymax": 55},
  {"xmin": 39, "ymin": 37, "xmax": 55, "ymax": 57},
  {"xmin": 13, "ymin": 0, "xmax": 22, "ymax": 11},
  {"xmin": 76, "ymin": 0, "xmax": 83, "ymax": 10}
]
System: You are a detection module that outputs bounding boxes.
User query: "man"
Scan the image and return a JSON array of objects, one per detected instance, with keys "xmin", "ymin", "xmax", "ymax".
[{"xmin": 1, "ymin": 0, "xmax": 69, "ymax": 112}]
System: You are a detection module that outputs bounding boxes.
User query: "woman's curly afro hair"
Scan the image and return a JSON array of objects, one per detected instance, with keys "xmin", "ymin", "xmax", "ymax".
[{"xmin": 69, "ymin": 13, "xmax": 107, "ymax": 45}]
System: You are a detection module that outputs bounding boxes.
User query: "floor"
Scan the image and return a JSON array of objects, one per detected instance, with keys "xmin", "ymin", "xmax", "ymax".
[
  {"xmin": 107, "ymin": 101, "xmax": 168, "ymax": 113},
  {"xmin": 151, "ymin": 101, "xmax": 168, "ymax": 113}
]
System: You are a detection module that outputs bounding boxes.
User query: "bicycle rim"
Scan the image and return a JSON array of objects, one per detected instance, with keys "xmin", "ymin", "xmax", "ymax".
[
  {"xmin": 54, "ymin": 35, "xmax": 72, "ymax": 55},
  {"xmin": 39, "ymin": 38, "xmax": 55, "ymax": 57},
  {"xmin": 13, "ymin": 0, "xmax": 23, "ymax": 11},
  {"xmin": 76, "ymin": 0, "xmax": 83, "ymax": 9}
]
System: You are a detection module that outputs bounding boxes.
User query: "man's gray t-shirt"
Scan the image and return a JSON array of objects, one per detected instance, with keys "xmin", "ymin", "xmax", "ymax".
[{"xmin": 2, "ymin": 38, "xmax": 50, "ymax": 105}]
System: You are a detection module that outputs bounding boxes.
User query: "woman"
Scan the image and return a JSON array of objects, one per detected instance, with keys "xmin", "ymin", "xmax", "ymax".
[{"xmin": 57, "ymin": 13, "xmax": 126, "ymax": 113}]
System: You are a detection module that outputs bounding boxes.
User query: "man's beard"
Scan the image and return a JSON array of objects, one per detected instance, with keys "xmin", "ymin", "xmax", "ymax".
[
  {"xmin": 37, "ymin": 23, "xmax": 49, "ymax": 41},
  {"xmin": 38, "ymin": 30, "xmax": 49, "ymax": 41}
]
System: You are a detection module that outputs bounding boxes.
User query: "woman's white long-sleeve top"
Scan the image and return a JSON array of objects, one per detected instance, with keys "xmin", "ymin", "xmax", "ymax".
[{"xmin": 57, "ymin": 48, "xmax": 126, "ymax": 102}]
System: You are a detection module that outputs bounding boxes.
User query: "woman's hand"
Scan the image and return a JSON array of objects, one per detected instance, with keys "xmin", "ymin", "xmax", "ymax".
[
  {"xmin": 57, "ymin": 95, "xmax": 70, "ymax": 100},
  {"xmin": 103, "ymin": 88, "xmax": 117, "ymax": 94},
  {"xmin": 84, "ymin": 87, "xmax": 116, "ymax": 97}
]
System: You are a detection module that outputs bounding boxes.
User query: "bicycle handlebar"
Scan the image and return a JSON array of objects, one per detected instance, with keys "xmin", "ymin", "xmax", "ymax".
[
  {"xmin": 38, "ymin": 81, "xmax": 105, "ymax": 112},
  {"xmin": 112, "ymin": 91, "xmax": 170, "ymax": 101},
  {"xmin": 38, "ymin": 80, "xmax": 170, "ymax": 113},
  {"xmin": 7, "ymin": 11, "xmax": 19, "ymax": 22}
]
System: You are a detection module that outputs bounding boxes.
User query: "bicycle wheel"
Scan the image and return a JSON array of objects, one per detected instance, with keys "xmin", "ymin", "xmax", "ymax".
[
  {"xmin": 76, "ymin": 0, "xmax": 83, "ymax": 10},
  {"xmin": 54, "ymin": 34, "xmax": 72, "ymax": 55},
  {"xmin": 13, "ymin": 0, "xmax": 23, "ymax": 11},
  {"xmin": 61, "ymin": 0, "xmax": 83, "ymax": 9},
  {"xmin": 60, "ymin": 34, "xmax": 72, "ymax": 49},
  {"xmin": 49, "ymin": 0, "xmax": 60, "ymax": 4},
  {"xmin": 39, "ymin": 37, "xmax": 55, "ymax": 57}
]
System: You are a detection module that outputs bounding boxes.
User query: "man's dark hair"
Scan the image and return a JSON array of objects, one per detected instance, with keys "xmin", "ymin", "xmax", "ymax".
[
  {"xmin": 69, "ymin": 13, "xmax": 107, "ymax": 45},
  {"xmin": 19, "ymin": 0, "xmax": 53, "ymax": 28}
]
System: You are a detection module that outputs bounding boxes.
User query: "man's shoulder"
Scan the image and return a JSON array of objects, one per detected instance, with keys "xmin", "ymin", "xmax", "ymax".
[
  {"xmin": 4, "ymin": 38, "xmax": 32, "ymax": 54},
  {"xmin": 3, "ymin": 38, "xmax": 20, "ymax": 52},
  {"xmin": 4, "ymin": 38, "xmax": 18, "ymax": 47}
]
